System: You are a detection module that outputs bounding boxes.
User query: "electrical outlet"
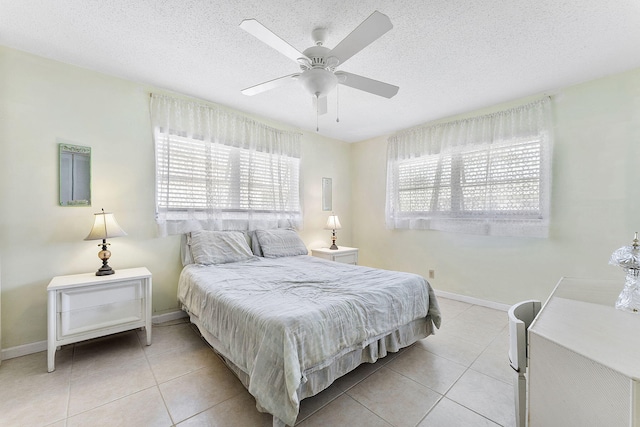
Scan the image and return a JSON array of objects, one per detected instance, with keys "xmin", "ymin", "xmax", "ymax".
[{"xmin": 428, "ymin": 269, "xmax": 435, "ymax": 279}]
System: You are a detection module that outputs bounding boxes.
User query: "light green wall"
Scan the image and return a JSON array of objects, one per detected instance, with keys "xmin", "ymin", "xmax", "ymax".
[
  {"xmin": 351, "ymin": 67, "xmax": 640, "ymax": 305},
  {"xmin": 0, "ymin": 46, "xmax": 351, "ymax": 350}
]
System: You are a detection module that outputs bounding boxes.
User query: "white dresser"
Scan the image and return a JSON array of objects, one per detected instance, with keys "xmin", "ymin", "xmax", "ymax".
[
  {"xmin": 47, "ymin": 267, "xmax": 152, "ymax": 372},
  {"xmin": 311, "ymin": 246, "xmax": 358, "ymax": 265},
  {"xmin": 528, "ymin": 277, "xmax": 640, "ymax": 427}
]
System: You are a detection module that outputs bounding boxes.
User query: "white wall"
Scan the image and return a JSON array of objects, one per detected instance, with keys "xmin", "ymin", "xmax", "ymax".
[
  {"xmin": 0, "ymin": 46, "xmax": 351, "ymax": 350},
  {"xmin": 351, "ymin": 67, "xmax": 640, "ymax": 305},
  {"xmin": 3, "ymin": 41, "xmax": 638, "ymax": 351}
]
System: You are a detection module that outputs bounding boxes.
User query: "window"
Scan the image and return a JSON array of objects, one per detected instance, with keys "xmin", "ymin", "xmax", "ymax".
[
  {"xmin": 156, "ymin": 133, "xmax": 300, "ymax": 214},
  {"xmin": 386, "ymin": 98, "xmax": 552, "ymax": 237},
  {"xmin": 150, "ymin": 94, "xmax": 302, "ymax": 236}
]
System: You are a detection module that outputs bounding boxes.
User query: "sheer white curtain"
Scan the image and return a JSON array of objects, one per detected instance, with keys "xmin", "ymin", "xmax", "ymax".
[
  {"xmin": 150, "ymin": 94, "xmax": 302, "ymax": 236},
  {"xmin": 386, "ymin": 98, "xmax": 552, "ymax": 237}
]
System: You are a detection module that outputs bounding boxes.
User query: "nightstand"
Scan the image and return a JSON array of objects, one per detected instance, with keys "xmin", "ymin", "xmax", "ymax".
[
  {"xmin": 311, "ymin": 246, "xmax": 359, "ymax": 265},
  {"xmin": 47, "ymin": 267, "xmax": 152, "ymax": 372}
]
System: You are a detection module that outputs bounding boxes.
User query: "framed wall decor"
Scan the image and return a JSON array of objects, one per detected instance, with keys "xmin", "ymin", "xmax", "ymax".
[
  {"xmin": 322, "ymin": 177, "xmax": 332, "ymax": 211},
  {"xmin": 59, "ymin": 142, "xmax": 91, "ymax": 206}
]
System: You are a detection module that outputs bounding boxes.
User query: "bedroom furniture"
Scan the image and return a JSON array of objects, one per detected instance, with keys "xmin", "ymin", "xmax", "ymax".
[
  {"xmin": 508, "ymin": 300, "xmax": 541, "ymax": 427},
  {"xmin": 324, "ymin": 214, "xmax": 342, "ymax": 249},
  {"xmin": 47, "ymin": 267, "xmax": 152, "ymax": 372},
  {"xmin": 311, "ymin": 246, "xmax": 358, "ymax": 265},
  {"xmin": 527, "ymin": 277, "xmax": 640, "ymax": 427},
  {"xmin": 178, "ymin": 230, "xmax": 439, "ymax": 426},
  {"xmin": 84, "ymin": 209, "xmax": 127, "ymax": 276}
]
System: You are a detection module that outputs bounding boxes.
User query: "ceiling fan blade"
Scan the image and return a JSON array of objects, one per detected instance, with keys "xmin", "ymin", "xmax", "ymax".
[
  {"xmin": 312, "ymin": 95, "xmax": 328, "ymax": 115},
  {"xmin": 328, "ymin": 11, "xmax": 393, "ymax": 66},
  {"xmin": 240, "ymin": 19, "xmax": 308, "ymax": 63},
  {"xmin": 336, "ymin": 71, "xmax": 399, "ymax": 98},
  {"xmin": 241, "ymin": 73, "xmax": 300, "ymax": 96}
]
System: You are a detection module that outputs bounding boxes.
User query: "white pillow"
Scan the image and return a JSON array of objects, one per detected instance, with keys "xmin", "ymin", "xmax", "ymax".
[
  {"xmin": 247, "ymin": 230, "xmax": 264, "ymax": 257},
  {"xmin": 189, "ymin": 230, "xmax": 254, "ymax": 265},
  {"xmin": 255, "ymin": 229, "xmax": 308, "ymax": 258}
]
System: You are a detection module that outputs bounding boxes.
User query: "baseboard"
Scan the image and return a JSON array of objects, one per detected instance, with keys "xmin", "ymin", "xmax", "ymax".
[
  {"xmin": 1, "ymin": 340, "xmax": 47, "ymax": 361},
  {"xmin": 1, "ymin": 309, "xmax": 189, "ymax": 361},
  {"xmin": 151, "ymin": 309, "xmax": 188, "ymax": 324},
  {"xmin": 434, "ymin": 289, "xmax": 511, "ymax": 311}
]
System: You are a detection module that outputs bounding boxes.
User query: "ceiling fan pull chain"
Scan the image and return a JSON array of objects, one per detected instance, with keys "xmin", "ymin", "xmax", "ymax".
[
  {"xmin": 316, "ymin": 93, "xmax": 320, "ymax": 132},
  {"xmin": 336, "ymin": 85, "xmax": 340, "ymax": 123}
]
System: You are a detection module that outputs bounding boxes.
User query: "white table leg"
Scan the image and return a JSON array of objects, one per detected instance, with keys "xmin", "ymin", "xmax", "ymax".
[
  {"xmin": 145, "ymin": 277, "xmax": 152, "ymax": 345},
  {"xmin": 47, "ymin": 290, "xmax": 56, "ymax": 372}
]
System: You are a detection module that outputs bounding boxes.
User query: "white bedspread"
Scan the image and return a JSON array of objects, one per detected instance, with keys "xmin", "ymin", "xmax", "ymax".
[{"xmin": 178, "ymin": 255, "xmax": 441, "ymax": 426}]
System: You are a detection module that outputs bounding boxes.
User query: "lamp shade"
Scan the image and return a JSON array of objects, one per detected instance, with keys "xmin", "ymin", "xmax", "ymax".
[
  {"xmin": 85, "ymin": 210, "xmax": 127, "ymax": 241},
  {"xmin": 609, "ymin": 239, "xmax": 640, "ymax": 270},
  {"xmin": 325, "ymin": 215, "xmax": 342, "ymax": 230}
]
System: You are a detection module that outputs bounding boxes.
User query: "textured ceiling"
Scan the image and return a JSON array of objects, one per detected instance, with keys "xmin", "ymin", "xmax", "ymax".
[{"xmin": 2, "ymin": 1, "xmax": 640, "ymax": 142}]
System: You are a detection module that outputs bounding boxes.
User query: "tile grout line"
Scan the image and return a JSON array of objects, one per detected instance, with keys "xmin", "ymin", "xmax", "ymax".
[
  {"xmin": 63, "ymin": 344, "xmax": 77, "ymax": 424},
  {"xmin": 156, "ymin": 320, "xmax": 248, "ymax": 426},
  {"xmin": 413, "ymin": 394, "xmax": 446, "ymax": 427},
  {"xmin": 65, "ymin": 331, "xmax": 163, "ymax": 424},
  {"xmin": 140, "ymin": 323, "xmax": 181, "ymax": 426},
  {"xmin": 414, "ymin": 303, "xmax": 509, "ymax": 426},
  {"xmin": 333, "ymin": 300, "xmax": 484, "ymax": 427},
  {"xmin": 335, "ymin": 393, "xmax": 394, "ymax": 427},
  {"xmin": 438, "ymin": 305, "xmax": 511, "ymax": 426},
  {"xmin": 295, "ymin": 356, "xmax": 390, "ymax": 424}
]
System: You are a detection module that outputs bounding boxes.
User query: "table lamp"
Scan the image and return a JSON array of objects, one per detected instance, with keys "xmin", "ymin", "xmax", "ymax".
[
  {"xmin": 85, "ymin": 209, "xmax": 127, "ymax": 276},
  {"xmin": 609, "ymin": 232, "xmax": 640, "ymax": 313},
  {"xmin": 324, "ymin": 214, "xmax": 342, "ymax": 250}
]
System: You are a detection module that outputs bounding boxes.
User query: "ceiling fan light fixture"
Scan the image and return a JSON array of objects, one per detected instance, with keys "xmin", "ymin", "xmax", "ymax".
[
  {"xmin": 239, "ymin": 11, "xmax": 398, "ymax": 124},
  {"xmin": 298, "ymin": 68, "xmax": 338, "ymax": 98}
]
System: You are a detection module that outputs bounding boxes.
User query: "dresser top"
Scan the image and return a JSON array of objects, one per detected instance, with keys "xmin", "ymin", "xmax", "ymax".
[
  {"xmin": 529, "ymin": 276, "xmax": 640, "ymax": 379},
  {"xmin": 48, "ymin": 267, "xmax": 151, "ymax": 290},
  {"xmin": 311, "ymin": 246, "xmax": 358, "ymax": 254}
]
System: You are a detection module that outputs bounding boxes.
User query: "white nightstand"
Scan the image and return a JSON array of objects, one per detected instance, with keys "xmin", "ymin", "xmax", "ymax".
[
  {"xmin": 311, "ymin": 246, "xmax": 359, "ymax": 265},
  {"xmin": 47, "ymin": 267, "xmax": 152, "ymax": 372}
]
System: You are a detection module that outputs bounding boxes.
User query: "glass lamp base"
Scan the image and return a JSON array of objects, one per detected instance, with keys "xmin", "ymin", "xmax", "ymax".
[{"xmin": 616, "ymin": 272, "xmax": 640, "ymax": 313}]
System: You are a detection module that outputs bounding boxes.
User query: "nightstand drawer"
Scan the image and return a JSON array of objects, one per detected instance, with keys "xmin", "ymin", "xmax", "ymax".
[
  {"xmin": 59, "ymin": 299, "xmax": 143, "ymax": 337},
  {"xmin": 57, "ymin": 280, "xmax": 143, "ymax": 338},
  {"xmin": 59, "ymin": 280, "xmax": 142, "ymax": 312},
  {"xmin": 334, "ymin": 253, "xmax": 357, "ymax": 264},
  {"xmin": 311, "ymin": 247, "xmax": 358, "ymax": 265}
]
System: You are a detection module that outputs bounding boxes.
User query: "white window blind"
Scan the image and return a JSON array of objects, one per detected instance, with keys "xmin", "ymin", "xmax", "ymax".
[
  {"xmin": 156, "ymin": 135, "xmax": 233, "ymax": 211},
  {"xmin": 386, "ymin": 98, "xmax": 552, "ymax": 237},
  {"xmin": 156, "ymin": 134, "xmax": 300, "ymax": 213},
  {"xmin": 151, "ymin": 94, "xmax": 302, "ymax": 236}
]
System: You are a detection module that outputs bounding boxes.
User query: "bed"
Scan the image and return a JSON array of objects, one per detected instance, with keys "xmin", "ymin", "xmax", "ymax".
[{"xmin": 177, "ymin": 229, "xmax": 441, "ymax": 426}]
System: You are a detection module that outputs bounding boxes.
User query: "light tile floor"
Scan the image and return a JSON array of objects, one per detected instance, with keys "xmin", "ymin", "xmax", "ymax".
[{"xmin": 0, "ymin": 298, "xmax": 516, "ymax": 426}]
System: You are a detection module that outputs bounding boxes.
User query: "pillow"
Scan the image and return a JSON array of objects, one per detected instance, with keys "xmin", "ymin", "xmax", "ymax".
[
  {"xmin": 247, "ymin": 230, "xmax": 264, "ymax": 257},
  {"xmin": 180, "ymin": 234, "xmax": 195, "ymax": 266},
  {"xmin": 189, "ymin": 230, "xmax": 254, "ymax": 265},
  {"xmin": 255, "ymin": 229, "xmax": 308, "ymax": 258}
]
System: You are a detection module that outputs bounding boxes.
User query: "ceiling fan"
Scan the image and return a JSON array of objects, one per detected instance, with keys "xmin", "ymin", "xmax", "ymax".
[{"xmin": 239, "ymin": 11, "xmax": 399, "ymax": 117}]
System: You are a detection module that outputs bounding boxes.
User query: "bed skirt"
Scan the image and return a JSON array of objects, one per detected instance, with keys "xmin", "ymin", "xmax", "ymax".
[{"xmin": 189, "ymin": 312, "xmax": 437, "ymax": 427}]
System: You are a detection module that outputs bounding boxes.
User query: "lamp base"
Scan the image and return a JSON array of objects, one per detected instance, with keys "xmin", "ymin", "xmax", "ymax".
[
  {"xmin": 329, "ymin": 231, "xmax": 338, "ymax": 250},
  {"xmin": 96, "ymin": 265, "xmax": 115, "ymax": 276},
  {"xmin": 615, "ymin": 271, "xmax": 640, "ymax": 313},
  {"xmin": 96, "ymin": 242, "xmax": 115, "ymax": 276}
]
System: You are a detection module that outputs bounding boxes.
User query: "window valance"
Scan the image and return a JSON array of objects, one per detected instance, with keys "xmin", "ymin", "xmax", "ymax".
[
  {"xmin": 150, "ymin": 94, "xmax": 302, "ymax": 236},
  {"xmin": 385, "ymin": 98, "xmax": 553, "ymax": 237}
]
